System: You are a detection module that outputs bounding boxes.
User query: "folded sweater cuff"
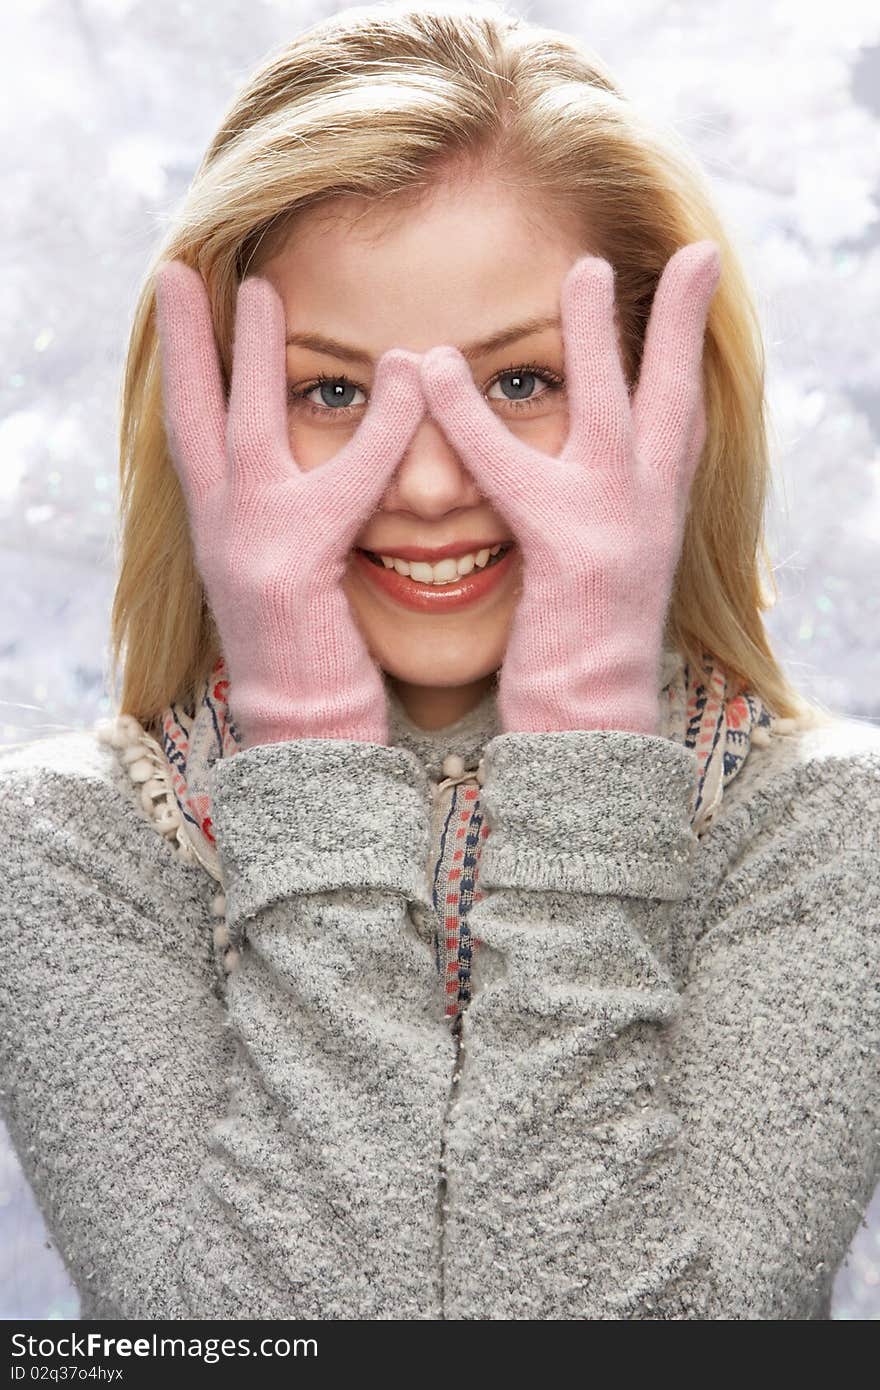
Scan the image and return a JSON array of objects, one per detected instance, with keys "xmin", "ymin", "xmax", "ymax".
[
  {"xmin": 477, "ymin": 729, "xmax": 699, "ymax": 899},
  {"xmin": 208, "ymin": 738, "xmax": 434, "ymax": 919}
]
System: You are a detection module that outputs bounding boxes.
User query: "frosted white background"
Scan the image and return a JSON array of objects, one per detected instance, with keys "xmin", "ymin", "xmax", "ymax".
[{"xmin": 1, "ymin": 0, "xmax": 878, "ymax": 1320}]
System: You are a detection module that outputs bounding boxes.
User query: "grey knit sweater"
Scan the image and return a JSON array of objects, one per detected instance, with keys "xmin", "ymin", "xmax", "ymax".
[{"xmin": 0, "ymin": 684, "xmax": 878, "ymax": 1320}]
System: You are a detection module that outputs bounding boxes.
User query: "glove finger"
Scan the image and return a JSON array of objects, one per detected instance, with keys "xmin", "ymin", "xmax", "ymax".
[
  {"xmin": 418, "ymin": 345, "xmax": 551, "ymax": 536},
  {"xmin": 559, "ymin": 254, "xmax": 632, "ymax": 475},
  {"xmin": 631, "ymin": 240, "xmax": 721, "ymax": 485},
  {"xmin": 309, "ymin": 348, "xmax": 428, "ymax": 553},
  {"xmin": 154, "ymin": 260, "xmax": 227, "ymax": 502},
  {"xmin": 227, "ymin": 274, "xmax": 297, "ymax": 486}
]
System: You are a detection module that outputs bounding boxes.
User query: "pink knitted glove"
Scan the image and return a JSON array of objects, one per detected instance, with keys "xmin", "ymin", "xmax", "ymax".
[
  {"xmin": 155, "ymin": 261, "xmax": 427, "ymax": 750},
  {"xmin": 417, "ymin": 240, "xmax": 722, "ymax": 736}
]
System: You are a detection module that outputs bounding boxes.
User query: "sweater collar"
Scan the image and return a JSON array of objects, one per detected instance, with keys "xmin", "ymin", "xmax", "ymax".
[{"xmin": 384, "ymin": 636, "xmax": 689, "ymax": 781}]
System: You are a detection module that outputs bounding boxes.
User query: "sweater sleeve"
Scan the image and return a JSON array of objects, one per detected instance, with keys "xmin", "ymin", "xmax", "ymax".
[
  {"xmin": 440, "ymin": 726, "xmax": 880, "ymax": 1320},
  {"xmin": 0, "ymin": 734, "xmax": 452, "ymax": 1320}
]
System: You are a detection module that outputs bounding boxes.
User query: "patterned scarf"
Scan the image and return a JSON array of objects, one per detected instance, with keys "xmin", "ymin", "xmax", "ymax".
[{"xmin": 100, "ymin": 646, "xmax": 784, "ymax": 1004}]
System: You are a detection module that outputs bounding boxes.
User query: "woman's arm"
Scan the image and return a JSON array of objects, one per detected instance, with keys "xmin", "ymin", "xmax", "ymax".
[
  {"xmin": 664, "ymin": 730, "xmax": 880, "ymax": 1319},
  {"xmin": 440, "ymin": 724, "xmax": 880, "ymax": 1320},
  {"xmin": 0, "ymin": 732, "xmax": 452, "ymax": 1320}
]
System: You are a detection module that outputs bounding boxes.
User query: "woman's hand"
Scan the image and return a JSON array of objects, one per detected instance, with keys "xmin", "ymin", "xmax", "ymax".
[
  {"xmin": 417, "ymin": 240, "xmax": 722, "ymax": 736},
  {"xmin": 155, "ymin": 261, "xmax": 427, "ymax": 750}
]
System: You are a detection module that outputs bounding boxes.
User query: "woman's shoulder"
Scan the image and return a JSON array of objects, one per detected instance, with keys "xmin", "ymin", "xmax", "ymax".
[
  {"xmin": 0, "ymin": 727, "xmax": 125, "ymax": 821},
  {"xmin": 0, "ymin": 723, "xmax": 224, "ymax": 996},
  {"xmin": 0, "ymin": 724, "xmax": 208, "ymax": 903},
  {"xmin": 0, "ymin": 723, "xmax": 156, "ymax": 825},
  {"xmin": 700, "ymin": 709, "xmax": 879, "ymax": 881},
  {"xmin": 732, "ymin": 710, "xmax": 879, "ymax": 803},
  {"xmin": 783, "ymin": 709, "xmax": 880, "ymax": 760}
]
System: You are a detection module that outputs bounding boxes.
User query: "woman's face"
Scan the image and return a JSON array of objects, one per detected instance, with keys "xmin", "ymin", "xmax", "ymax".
[{"xmin": 257, "ymin": 176, "xmax": 586, "ymax": 729}]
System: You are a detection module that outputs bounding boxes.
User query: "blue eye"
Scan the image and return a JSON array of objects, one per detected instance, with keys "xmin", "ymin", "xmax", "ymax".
[
  {"xmin": 287, "ymin": 361, "xmax": 564, "ymax": 419},
  {"xmin": 289, "ymin": 374, "xmax": 365, "ymax": 414},
  {"xmin": 487, "ymin": 366, "xmax": 560, "ymax": 406}
]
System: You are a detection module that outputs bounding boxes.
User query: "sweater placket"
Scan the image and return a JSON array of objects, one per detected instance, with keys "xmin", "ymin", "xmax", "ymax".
[{"xmin": 423, "ymin": 754, "xmax": 489, "ymax": 1318}]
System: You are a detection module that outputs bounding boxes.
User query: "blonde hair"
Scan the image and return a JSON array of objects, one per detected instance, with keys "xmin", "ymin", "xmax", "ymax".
[{"xmin": 109, "ymin": 0, "xmax": 836, "ymax": 737}]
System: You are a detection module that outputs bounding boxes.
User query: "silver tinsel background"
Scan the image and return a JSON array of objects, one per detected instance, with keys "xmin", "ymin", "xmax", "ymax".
[{"xmin": 1, "ymin": 0, "xmax": 878, "ymax": 1320}]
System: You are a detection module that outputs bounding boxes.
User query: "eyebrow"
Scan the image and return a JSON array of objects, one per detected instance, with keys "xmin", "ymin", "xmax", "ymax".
[{"xmin": 284, "ymin": 313, "xmax": 562, "ymax": 365}]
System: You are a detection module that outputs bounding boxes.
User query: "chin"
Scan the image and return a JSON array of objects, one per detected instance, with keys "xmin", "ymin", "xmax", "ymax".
[
  {"xmin": 379, "ymin": 644, "xmax": 502, "ymax": 684},
  {"xmin": 383, "ymin": 666, "xmax": 498, "ymax": 691},
  {"xmin": 359, "ymin": 615, "xmax": 509, "ymax": 689}
]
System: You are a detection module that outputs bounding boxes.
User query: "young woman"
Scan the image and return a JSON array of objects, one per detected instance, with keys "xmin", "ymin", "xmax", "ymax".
[{"xmin": 1, "ymin": 1, "xmax": 877, "ymax": 1321}]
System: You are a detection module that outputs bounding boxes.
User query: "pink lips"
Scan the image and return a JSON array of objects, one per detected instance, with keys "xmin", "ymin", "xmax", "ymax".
[{"xmin": 352, "ymin": 543, "xmax": 517, "ymax": 613}]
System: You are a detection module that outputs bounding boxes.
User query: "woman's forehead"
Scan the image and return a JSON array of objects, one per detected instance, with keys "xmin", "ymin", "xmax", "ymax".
[{"xmin": 261, "ymin": 184, "xmax": 580, "ymax": 360}]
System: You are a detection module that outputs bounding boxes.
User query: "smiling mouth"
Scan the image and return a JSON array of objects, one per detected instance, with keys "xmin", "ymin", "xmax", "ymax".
[
  {"xmin": 355, "ymin": 542, "xmax": 514, "ymax": 580},
  {"xmin": 350, "ymin": 540, "xmax": 517, "ymax": 610}
]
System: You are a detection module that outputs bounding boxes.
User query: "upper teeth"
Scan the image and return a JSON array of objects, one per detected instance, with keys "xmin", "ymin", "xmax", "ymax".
[{"xmin": 376, "ymin": 544, "xmax": 508, "ymax": 584}]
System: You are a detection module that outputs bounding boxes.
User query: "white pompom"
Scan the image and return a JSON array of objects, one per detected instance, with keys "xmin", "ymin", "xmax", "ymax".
[
  {"xmin": 115, "ymin": 714, "xmax": 146, "ymax": 742},
  {"xmin": 751, "ymin": 724, "xmax": 771, "ymax": 747},
  {"xmin": 211, "ymin": 892, "xmax": 227, "ymax": 917},
  {"xmin": 213, "ymin": 921, "xmax": 230, "ymax": 950},
  {"xmin": 96, "ymin": 717, "xmax": 133, "ymax": 750},
  {"xmin": 153, "ymin": 803, "xmax": 181, "ymax": 834},
  {"xmin": 442, "ymin": 754, "xmax": 465, "ymax": 777},
  {"xmin": 128, "ymin": 757, "xmax": 154, "ymax": 783}
]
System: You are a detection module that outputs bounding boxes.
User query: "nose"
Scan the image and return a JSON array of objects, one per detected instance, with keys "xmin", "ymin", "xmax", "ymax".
[{"xmin": 380, "ymin": 409, "xmax": 485, "ymax": 516}]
